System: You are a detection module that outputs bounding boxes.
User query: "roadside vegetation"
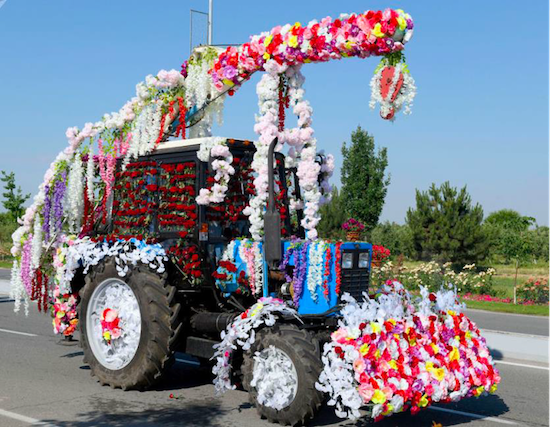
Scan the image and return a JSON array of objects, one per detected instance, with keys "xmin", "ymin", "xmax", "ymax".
[{"xmin": 318, "ymin": 127, "xmax": 549, "ymax": 316}]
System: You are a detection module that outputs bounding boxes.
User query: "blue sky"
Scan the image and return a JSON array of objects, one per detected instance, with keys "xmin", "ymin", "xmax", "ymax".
[{"xmin": 0, "ymin": 0, "xmax": 548, "ymax": 225}]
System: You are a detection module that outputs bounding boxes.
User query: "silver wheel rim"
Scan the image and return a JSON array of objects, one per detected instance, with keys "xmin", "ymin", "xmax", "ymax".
[
  {"xmin": 86, "ymin": 278, "xmax": 141, "ymax": 370},
  {"xmin": 251, "ymin": 345, "xmax": 299, "ymax": 410}
]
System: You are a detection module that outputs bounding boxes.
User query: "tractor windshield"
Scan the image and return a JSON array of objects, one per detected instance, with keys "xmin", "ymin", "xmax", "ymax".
[{"xmin": 205, "ymin": 144, "xmax": 300, "ymax": 241}]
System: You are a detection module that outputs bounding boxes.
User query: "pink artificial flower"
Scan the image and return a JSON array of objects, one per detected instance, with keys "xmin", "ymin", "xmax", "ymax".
[
  {"xmin": 331, "ymin": 328, "xmax": 348, "ymax": 344},
  {"xmin": 358, "ymin": 383, "xmax": 374, "ymax": 403},
  {"xmin": 353, "ymin": 358, "xmax": 366, "ymax": 374}
]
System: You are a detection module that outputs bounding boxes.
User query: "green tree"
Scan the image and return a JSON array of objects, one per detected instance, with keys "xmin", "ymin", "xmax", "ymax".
[
  {"xmin": 370, "ymin": 221, "xmax": 413, "ymax": 259},
  {"xmin": 406, "ymin": 182, "xmax": 489, "ymax": 267},
  {"xmin": 317, "ymin": 188, "xmax": 346, "ymax": 240},
  {"xmin": 530, "ymin": 226, "xmax": 549, "ymax": 263},
  {"xmin": 485, "ymin": 209, "xmax": 535, "ymax": 229},
  {"xmin": 484, "ymin": 209, "xmax": 539, "ymax": 285},
  {"xmin": 341, "ymin": 126, "xmax": 390, "ymax": 230},
  {"xmin": 1, "ymin": 171, "xmax": 30, "ymax": 224}
]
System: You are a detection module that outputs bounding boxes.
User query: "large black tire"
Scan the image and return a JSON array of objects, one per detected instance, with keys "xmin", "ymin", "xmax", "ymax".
[
  {"xmin": 79, "ymin": 258, "xmax": 182, "ymax": 390},
  {"xmin": 242, "ymin": 324, "xmax": 324, "ymax": 426}
]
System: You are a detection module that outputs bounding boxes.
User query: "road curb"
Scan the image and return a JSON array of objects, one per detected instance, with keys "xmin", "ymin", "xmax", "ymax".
[{"xmin": 482, "ymin": 329, "xmax": 549, "ymax": 364}]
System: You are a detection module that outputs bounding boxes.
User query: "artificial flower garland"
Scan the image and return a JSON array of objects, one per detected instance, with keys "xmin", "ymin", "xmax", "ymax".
[
  {"xmin": 209, "ymin": 9, "xmax": 414, "ymax": 91},
  {"xmin": 196, "ymin": 138, "xmax": 235, "ymax": 205},
  {"xmin": 211, "ymin": 297, "xmax": 299, "ymax": 395},
  {"xmin": 316, "ymin": 282, "xmax": 500, "ymax": 421}
]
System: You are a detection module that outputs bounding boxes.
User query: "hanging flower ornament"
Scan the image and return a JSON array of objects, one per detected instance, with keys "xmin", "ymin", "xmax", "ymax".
[{"xmin": 369, "ymin": 52, "xmax": 416, "ymax": 120}]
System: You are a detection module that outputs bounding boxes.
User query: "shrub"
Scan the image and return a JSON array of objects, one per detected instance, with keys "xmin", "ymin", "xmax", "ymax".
[{"xmin": 517, "ymin": 278, "xmax": 549, "ymax": 304}]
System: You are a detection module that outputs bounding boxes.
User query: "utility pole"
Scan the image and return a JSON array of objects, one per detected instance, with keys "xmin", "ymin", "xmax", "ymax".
[{"xmin": 208, "ymin": 0, "xmax": 213, "ymax": 45}]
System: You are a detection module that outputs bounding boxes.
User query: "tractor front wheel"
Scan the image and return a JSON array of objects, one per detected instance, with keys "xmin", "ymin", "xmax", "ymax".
[{"xmin": 242, "ymin": 324, "xmax": 324, "ymax": 426}]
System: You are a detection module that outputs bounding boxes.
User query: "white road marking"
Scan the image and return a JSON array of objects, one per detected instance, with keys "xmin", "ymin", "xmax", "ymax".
[
  {"xmin": 429, "ymin": 406, "xmax": 520, "ymax": 425},
  {"xmin": 495, "ymin": 360, "xmax": 549, "ymax": 371},
  {"xmin": 175, "ymin": 357, "xmax": 200, "ymax": 366},
  {"xmin": 0, "ymin": 407, "xmax": 59, "ymax": 426},
  {"xmin": 0, "ymin": 328, "xmax": 37, "ymax": 337}
]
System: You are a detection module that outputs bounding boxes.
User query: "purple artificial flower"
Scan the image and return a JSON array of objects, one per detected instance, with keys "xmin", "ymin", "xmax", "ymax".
[
  {"xmin": 222, "ymin": 66, "xmax": 237, "ymax": 80},
  {"xmin": 42, "ymin": 185, "xmax": 51, "ymax": 241},
  {"xmin": 51, "ymin": 172, "xmax": 67, "ymax": 236},
  {"xmin": 292, "ymin": 241, "xmax": 309, "ymax": 306}
]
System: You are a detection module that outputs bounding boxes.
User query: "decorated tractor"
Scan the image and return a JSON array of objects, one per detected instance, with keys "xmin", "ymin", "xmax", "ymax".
[{"xmin": 10, "ymin": 8, "xmax": 500, "ymax": 426}]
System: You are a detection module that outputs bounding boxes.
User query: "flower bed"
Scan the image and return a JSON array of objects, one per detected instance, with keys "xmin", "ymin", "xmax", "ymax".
[{"xmin": 373, "ymin": 261, "xmax": 496, "ymax": 295}]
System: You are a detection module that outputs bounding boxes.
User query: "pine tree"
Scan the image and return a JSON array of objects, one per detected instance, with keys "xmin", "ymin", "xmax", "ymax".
[
  {"xmin": 406, "ymin": 182, "xmax": 489, "ymax": 267},
  {"xmin": 340, "ymin": 126, "xmax": 390, "ymax": 230},
  {"xmin": 1, "ymin": 171, "xmax": 30, "ymax": 223}
]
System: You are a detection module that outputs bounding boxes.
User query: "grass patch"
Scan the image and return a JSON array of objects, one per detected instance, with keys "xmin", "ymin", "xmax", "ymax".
[
  {"xmin": 464, "ymin": 299, "xmax": 549, "ymax": 316},
  {"xmin": 0, "ymin": 259, "xmax": 12, "ymax": 269}
]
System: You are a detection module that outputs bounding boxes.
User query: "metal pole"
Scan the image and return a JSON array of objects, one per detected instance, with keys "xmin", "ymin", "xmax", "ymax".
[
  {"xmin": 208, "ymin": 0, "xmax": 213, "ymax": 45},
  {"xmin": 190, "ymin": 10, "xmax": 193, "ymax": 54}
]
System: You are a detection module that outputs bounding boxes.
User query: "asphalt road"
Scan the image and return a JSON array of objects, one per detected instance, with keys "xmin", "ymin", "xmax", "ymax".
[
  {"xmin": 0, "ymin": 297, "xmax": 548, "ymax": 427},
  {"xmin": 463, "ymin": 309, "xmax": 549, "ymax": 337}
]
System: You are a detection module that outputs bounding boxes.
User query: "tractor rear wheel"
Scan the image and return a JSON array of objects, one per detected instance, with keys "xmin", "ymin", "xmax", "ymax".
[{"xmin": 79, "ymin": 258, "xmax": 181, "ymax": 390}]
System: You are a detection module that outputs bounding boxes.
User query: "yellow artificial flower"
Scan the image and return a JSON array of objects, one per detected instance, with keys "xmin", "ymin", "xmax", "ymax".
[
  {"xmin": 465, "ymin": 331, "xmax": 472, "ymax": 339},
  {"xmin": 264, "ymin": 35, "xmax": 273, "ymax": 47},
  {"xmin": 56, "ymin": 311, "xmax": 65, "ymax": 318},
  {"xmin": 418, "ymin": 394, "xmax": 429, "ymax": 407},
  {"xmin": 372, "ymin": 23, "xmax": 385, "ymax": 38},
  {"xmin": 449, "ymin": 347, "xmax": 460, "ymax": 362},
  {"xmin": 382, "ymin": 404, "xmax": 394, "ymax": 415},
  {"xmin": 288, "ymin": 35, "xmax": 299, "ymax": 48},
  {"xmin": 477, "ymin": 386, "xmax": 485, "ymax": 395},
  {"xmin": 293, "ymin": 22, "xmax": 301, "ymax": 28},
  {"xmin": 397, "ymin": 16, "xmax": 407, "ymax": 31},
  {"xmin": 103, "ymin": 331, "xmax": 111, "ymax": 341},
  {"xmin": 263, "ymin": 52, "xmax": 271, "ymax": 60},
  {"xmin": 372, "ymin": 389, "xmax": 386, "ymax": 404},
  {"xmin": 425, "ymin": 361, "xmax": 434, "ymax": 371},
  {"xmin": 433, "ymin": 368, "xmax": 445, "ymax": 381},
  {"xmin": 375, "ymin": 349, "xmax": 381, "ymax": 359},
  {"xmin": 389, "ymin": 360, "xmax": 398, "ymax": 370},
  {"xmin": 388, "ymin": 319, "xmax": 397, "ymax": 325},
  {"xmin": 370, "ymin": 322, "xmax": 381, "ymax": 333},
  {"xmin": 431, "ymin": 343, "xmax": 439, "ymax": 354},
  {"xmin": 490, "ymin": 384, "xmax": 498, "ymax": 393},
  {"xmin": 360, "ymin": 343, "xmax": 370, "ymax": 356},
  {"xmin": 222, "ymin": 79, "xmax": 235, "ymax": 87},
  {"xmin": 250, "ymin": 303, "xmax": 264, "ymax": 317},
  {"xmin": 448, "ymin": 310, "xmax": 456, "ymax": 316}
]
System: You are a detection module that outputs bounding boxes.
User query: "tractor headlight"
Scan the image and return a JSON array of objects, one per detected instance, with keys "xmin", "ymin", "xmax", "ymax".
[
  {"xmin": 358, "ymin": 253, "xmax": 370, "ymax": 269},
  {"xmin": 342, "ymin": 253, "xmax": 353, "ymax": 269}
]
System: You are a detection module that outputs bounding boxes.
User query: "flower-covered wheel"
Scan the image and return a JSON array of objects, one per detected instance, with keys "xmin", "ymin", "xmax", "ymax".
[
  {"xmin": 85, "ymin": 278, "xmax": 141, "ymax": 370},
  {"xmin": 242, "ymin": 324, "xmax": 324, "ymax": 426},
  {"xmin": 79, "ymin": 257, "xmax": 182, "ymax": 390}
]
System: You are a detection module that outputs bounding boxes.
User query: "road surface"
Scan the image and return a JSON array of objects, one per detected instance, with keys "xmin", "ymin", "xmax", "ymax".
[{"xmin": 0, "ymin": 295, "xmax": 548, "ymax": 427}]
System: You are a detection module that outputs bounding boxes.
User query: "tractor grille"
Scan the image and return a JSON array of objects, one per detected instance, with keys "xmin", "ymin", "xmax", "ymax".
[
  {"xmin": 339, "ymin": 250, "xmax": 371, "ymax": 300},
  {"xmin": 340, "ymin": 268, "xmax": 370, "ymax": 300}
]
